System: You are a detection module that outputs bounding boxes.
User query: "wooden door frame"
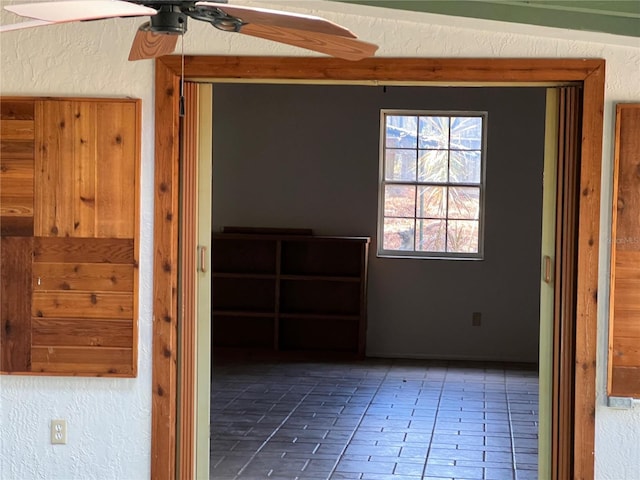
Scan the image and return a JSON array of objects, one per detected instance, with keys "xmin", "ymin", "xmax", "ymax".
[{"xmin": 151, "ymin": 56, "xmax": 605, "ymax": 480}]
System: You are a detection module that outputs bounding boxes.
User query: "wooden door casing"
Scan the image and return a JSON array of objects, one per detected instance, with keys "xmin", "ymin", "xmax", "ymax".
[{"xmin": 152, "ymin": 57, "xmax": 604, "ymax": 480}]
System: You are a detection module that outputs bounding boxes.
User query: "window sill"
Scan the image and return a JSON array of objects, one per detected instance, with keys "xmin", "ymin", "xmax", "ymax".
[{"xmin": 376, "ymin": 253, "xmax": 485, "ymax": 261}]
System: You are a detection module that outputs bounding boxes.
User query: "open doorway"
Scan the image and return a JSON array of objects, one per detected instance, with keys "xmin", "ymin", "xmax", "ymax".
[
  {"xmin": 150, "ymin": 57, "xmax": 604, "ymax": 480},
  {"xmin": 207, "ymin": 82, "xmax": 545, "ymax": 479}
]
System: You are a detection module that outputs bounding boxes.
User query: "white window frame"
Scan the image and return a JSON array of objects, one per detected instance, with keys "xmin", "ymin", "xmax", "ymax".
[{"xmin": 377, "ymin": 109, "xmax": 488, "ymax": 260}]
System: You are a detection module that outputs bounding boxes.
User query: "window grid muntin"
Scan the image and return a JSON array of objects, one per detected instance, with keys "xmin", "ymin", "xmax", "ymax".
[{"xmin": 379, "ymin": 110, "xmax": 486, "ymax": 259}]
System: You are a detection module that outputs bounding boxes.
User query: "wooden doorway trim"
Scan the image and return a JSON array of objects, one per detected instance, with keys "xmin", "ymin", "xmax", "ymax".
[{"xmin": 151, "ymin": 56, "xmax": 605, "ymax": 480}]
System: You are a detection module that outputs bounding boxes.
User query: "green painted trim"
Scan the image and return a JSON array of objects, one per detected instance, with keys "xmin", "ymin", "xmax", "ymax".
[{"xmin": 333, "ymin": 0, "xmax": 640, "ymax": 37}]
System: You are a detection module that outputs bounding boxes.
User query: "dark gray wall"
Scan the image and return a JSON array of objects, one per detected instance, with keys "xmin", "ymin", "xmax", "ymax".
[{"xmin": 212, "ymin": 84, "xmax": 546, "ymax": 362}]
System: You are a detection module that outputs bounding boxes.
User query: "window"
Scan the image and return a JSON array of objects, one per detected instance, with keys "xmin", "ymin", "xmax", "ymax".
[{"xmin": 378, "ymin": 111, "xmax": 487, "ymax": 259}]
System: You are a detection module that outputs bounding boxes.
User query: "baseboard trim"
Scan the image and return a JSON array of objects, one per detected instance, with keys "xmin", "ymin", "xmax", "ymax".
[{"xmin": 365, "ymin": 351, "xmax": 538, "ymax": 368}]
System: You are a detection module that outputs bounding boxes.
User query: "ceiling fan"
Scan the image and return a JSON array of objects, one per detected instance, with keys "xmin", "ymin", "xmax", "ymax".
[{"xmin": 0, "ymin": 0, "xmax": 378, "ymax": 61}]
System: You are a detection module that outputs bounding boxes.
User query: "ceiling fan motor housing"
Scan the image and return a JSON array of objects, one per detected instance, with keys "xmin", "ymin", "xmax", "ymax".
[{"xmin": 149, "ymin": 5, "xmax": 188, "ymax": 34}]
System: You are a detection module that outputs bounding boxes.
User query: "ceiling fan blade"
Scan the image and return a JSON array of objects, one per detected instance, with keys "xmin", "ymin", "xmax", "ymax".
[
  {"xmin": 196, "ymin": 2, "xmax": 356, "ymax": 38},
  {"xmin": 0, "ymin": 19, "xmax": 54, "ymax": 32},
  {"xmin": 3, "ymin": 0, "xmax": 156, "ymax": 23},
  {"xmin": 129, "ymin": 24, "xmax": 179, "ymax": 61},
  {"xmin": 239, "ymin": 24, "xmax": 378, "ymax": 61}
]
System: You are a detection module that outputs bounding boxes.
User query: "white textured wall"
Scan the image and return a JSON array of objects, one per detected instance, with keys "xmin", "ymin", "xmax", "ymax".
[
  {"xmin": 0, "ymin": 0, "xmax": 638, "ymax": 478},
  {"xmin": 0, "ymin": 11, "xmax": 158, "ymax": 480}
]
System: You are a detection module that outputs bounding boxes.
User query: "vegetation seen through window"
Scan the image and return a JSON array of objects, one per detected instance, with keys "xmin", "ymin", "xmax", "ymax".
[{"xmin": 379, "ymin": 111, "xmax": 486, "ymax": 258}]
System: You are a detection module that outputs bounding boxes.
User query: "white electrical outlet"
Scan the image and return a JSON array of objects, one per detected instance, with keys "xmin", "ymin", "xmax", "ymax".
[{"xmin": 51, "ymin": 419, "xmax": 67, "ymax": 445}]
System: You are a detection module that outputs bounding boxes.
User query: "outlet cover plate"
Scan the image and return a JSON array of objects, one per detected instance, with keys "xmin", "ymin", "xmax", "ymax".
[{"xmin": 51, "ymin": 419, "xmax": 67, "ymax": 445}]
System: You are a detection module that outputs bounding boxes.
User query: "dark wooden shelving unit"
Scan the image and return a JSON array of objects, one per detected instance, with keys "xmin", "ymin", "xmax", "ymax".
[{"xmin": 211, "ymin": 230, "xmax": 370, "ymax": 357}]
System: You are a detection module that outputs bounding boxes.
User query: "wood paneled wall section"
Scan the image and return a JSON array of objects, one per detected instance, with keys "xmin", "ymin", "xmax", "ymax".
[
  {"xmin": 0, "ymin": 99, "xmax": 35, "ymax": 236},
  {"xmin": 0, "ymin": 97, "xmax": 140, "ymax": 377},
  {"xmin": 35, "ymin": 100, "xmax": 137, "ymax": 238},
  {"xmin": 31, "ymin": 237, "xmax": 135, "ymax": 375},
  {"xmin": 609, "ymin": 103, "xmax": 640, "ymax": 397},
  {"xmin": 1, "ymin": 236, "xmax": 33, "ymax": 371}
]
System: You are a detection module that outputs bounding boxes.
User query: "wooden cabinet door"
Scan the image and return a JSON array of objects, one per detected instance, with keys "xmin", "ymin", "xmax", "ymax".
[{"xmin": 0, "ymin": 97, "xmax": 140, "ymax": 377}]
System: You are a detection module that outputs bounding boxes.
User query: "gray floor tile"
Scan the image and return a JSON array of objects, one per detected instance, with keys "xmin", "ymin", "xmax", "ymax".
[
  {"xmin": 394, "ymin": 460, "xmax": 426, "ymax": 476},
  {"xmin": 424, "ymin": 463, "xmax": 484, "ymax": 479},
  {"xmin": 334, "ymin": 459, "xmax": 396, "ymax": 474},
  {"xmin": 428, "ymin": 447, "xmax": 484, "ymax": 462},
  {"xmin": 485, "ymin": 450, "xmax": 515, "ymax": 463},
  {"xmin": 361, "ymin": 475, "xmax": 422, "ymax": 480},
  {"xmin": 484, "ymin": 466, "xmax": 516, "ymax": 480},
  {"xmin": 211, "ymin": 356, "xmax": 538, "ymax": 480}
]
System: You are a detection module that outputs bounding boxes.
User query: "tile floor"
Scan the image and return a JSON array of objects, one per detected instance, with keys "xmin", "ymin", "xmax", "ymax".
[{"xmin": 210, "ymin": 356, "xmax": 538, "ymax": 480}]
